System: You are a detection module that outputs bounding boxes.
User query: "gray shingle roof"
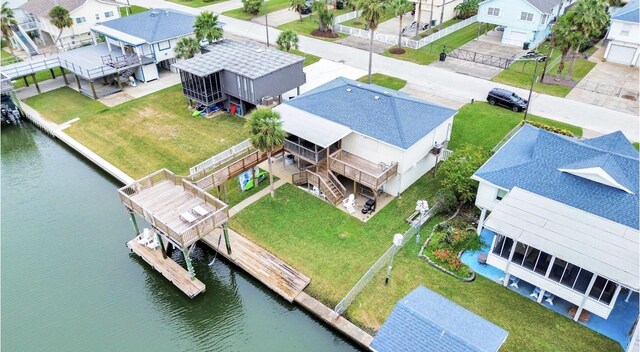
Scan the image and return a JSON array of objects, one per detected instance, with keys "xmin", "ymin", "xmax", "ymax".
[
  {"xmin": 371, "ymin": 286, "xmax": 509, "ymax": 352},
  {"xmin": 172, "ymin": 40, "xmax": 304, "ymax": 79},
  {"xmin": 21, "ymin": 0, "xmax": 117, "ymax": 18},
  {"xmin": 473, "ymin": 125, "xmax": 639, "ymax": 228},
  {"xmin": 526, "ymin": 0, "xmax": 559, "ymax": 13},
  {"xmin": 99, "ymin": 8, "xmax": 195, "ymax": 44},
  {"xmin": 284, "ymin": 77, "xmax": 457, "ymax": 150}
]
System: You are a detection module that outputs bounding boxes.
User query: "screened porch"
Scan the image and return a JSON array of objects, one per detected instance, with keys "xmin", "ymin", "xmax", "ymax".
[{"xmin": 179, "ymin": 70, "xmax": 224, "ymax": 107}]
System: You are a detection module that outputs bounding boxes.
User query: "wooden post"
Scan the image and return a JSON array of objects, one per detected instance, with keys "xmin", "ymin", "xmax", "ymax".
[
  {"xmin": 90, "ymin": 80, "xmax": 98, "ymax": 99},
  {"xmin": 115, "ymin": 74, "xmax": 122, "ymax": 90},
  {"xmin": 352, "ymin": 180, "xmax": 356, "ymax": 195},
  {"xmin": 49, "ymin": 68, "xmax": 56, "ymax": 79},
  {"xmin": 22, "ymin": 76, "xmax": 29, "ymax": 87},
  {"xmin": 103, "ymin": 76, "xmax": 108, "ymax": 85},
  {"xmin": 156, "ymin": 231, "xmax": 167, "ymax": 259},
  {"xmin": 32, "ymin": 74, "xmax": 40, "ymax": 94},
  {"xmin": 128, "ymin": 209, "xmax": 140, "ymax": 235},
  {"xmin": 61, "ymin": 68, "xmax": 69, "ymax": 85},
  {"xmin": 223, "ymin": 222, "xmax": 232, "ymax": 255},
  {"xmin": 75, "ymin": 74, "xmax": 81, "ymax": 90},
  {"xmin": 182, "ymin": 247, "xmax": 195, "ymax": 279}
]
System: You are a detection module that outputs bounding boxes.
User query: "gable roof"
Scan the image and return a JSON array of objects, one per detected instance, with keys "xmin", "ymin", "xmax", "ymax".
[
  {"xmin": 485, "ymin": 187, "xmax": 639, "ymax": 290},
  {"xmin": 96, "ymin": 9, "xmax": 195, "ymax": 44},
  {"xmin": 21, "ymin": 0, "xmax": 117, "ymax": 18},
  {"xmin": 283, "ymin": 77, "xmax": 456, "ymax": 150},
  {"xmin": 473, "ymin": 124, "xmax": 639, "ymax": 229},
  {"xmin": 371, "ymin": 286, "xmax": 508, "ymax": 352},
  {"xmin": 172, "ymin": 39, "xmax": 304, "ymax": 79},
  {"xmin": 613, "ymin": 0, "xmax": 640, "ymax": 23},
  {"xmin": 479, "ymin": 0, "xmax": 556, "ymax": 13}
]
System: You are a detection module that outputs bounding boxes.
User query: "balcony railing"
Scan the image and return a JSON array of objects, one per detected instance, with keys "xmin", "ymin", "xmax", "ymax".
[
  {"xmin": 284, "ymin": 139, "xmax": 326, "ymax": 164},
  {"xmin": 329, "ymin": 150, "xmax": 398, "ymax": 190}
]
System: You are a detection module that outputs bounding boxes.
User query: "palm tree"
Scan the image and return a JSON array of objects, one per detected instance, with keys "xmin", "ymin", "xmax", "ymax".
[
  {"xmin": 276, "ymin": 30, "xmax": 299, "ymax": 51},
  {"xmin": 552, "ymin": 12, "xmax": 583, "ymax": 80},
  {"xmin": 290, "ymin": 0, "xmax": 306, "ymax": 21},
  {"xmin": 193, "ymin": 11, "xmax": 223, "ymax": 45},
  {"xmin": 175, "ymin": 37, "xmax": 201, "ymax": 60},
  {"xmin": 49, "ymin": 5, "xmax": 72, "ymax": 50},
  {"xmin": 358, "ymin": 0, "xmax": 387, "ymax": 83},
  {"xmin": 1, "ymin": 2, "xmax": 17, "ymax": 56},
  {"xmin": 312, "ymin": 0, "xmax": 327, "ymax": 30},
  {"xmin": 565, "ymin": 0, "xmax": 609, "ymax": 79},
  {"xmin": 246, "ymin": 109, "xmax": 287, "ymax": 198},
  {"xmin": 389, "ymin": 0, "xmax": 412, "ymax": 51}
]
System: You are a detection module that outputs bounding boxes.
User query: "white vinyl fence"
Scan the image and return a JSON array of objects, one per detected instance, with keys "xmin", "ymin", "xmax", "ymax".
[
  {"xmin": 189, "ymin": 139, "xmax": 252, "ymax": 179},
  {"xmin": 335, "ymin": 15, "xmax": 478, "ymax": 50}
]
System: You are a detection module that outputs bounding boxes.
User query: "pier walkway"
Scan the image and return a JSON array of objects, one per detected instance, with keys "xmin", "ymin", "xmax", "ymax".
[{"xmin": 201, "ymin": 228, "xmax": 310, "ymax": 302}]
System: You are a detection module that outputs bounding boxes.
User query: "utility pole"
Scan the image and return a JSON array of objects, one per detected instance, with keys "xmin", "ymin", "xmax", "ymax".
[
  {"xmin": 264, "ymin": 0, "xmax": 270, "ymax": 47},
  {"xmin": 540, "ymin": 0, "xmax": 564, "ymax": 81},
  {"xmin": 524, "ymin": 56, "xmax": 546, "ymax": 121}
]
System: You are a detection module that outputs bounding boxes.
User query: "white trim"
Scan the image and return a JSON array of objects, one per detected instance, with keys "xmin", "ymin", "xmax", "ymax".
[{"xmin": 558, "ymin": 166, "xmax": 634, "ymax": 194}]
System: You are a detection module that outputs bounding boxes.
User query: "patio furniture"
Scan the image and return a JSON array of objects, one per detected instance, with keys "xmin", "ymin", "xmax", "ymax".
[
  {"xmin": 568, "ymin": 306, "xmax": 591, "ymax": 323},
  {"xmin": 192, "ymin": 205, "xmax": 210, "ymax": 218},
  {"xmin": 509, "ymin": 276, "xmax": 520, "ymax": 288},
  {"xmin": 361, "ymin": 198, "xmax": 376, "ymax": 214},
  {"xmin": 530, "ymin": 287, "xmax": 541, "ymax": 299},
  {"xmin": 477, "ymin": 253, "xmax": 488, "ymax": 265},
  {"xmin": 545, "ymin": 293, "xmax": 555, "ymax": 306},
  {"xmin": 180, "ymin": 211, "xmax": 198, "ymax": 224}
]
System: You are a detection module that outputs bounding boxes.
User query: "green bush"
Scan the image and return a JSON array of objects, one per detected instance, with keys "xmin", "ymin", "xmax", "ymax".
[
  {"xmin": 425, "ymin": 222, "xmax": 484, "ymax": 277},
  {"xmin": 433, "ymin": 188, "xmax": 457, "ymax": 215},
  {"xmin": 525, "ymin": 121, "xmax": 574, "ymax": 136},
  {"xmin": 439, "ymin": 145, "xmax": 490, "ymax": 204},
  {"xmin": 242, "ymin": 0, "xmax": 262, "ymax": 14}
]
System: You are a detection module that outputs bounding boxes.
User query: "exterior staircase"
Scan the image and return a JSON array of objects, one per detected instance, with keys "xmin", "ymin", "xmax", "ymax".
[
  {"xmin": 11, "ymin": 24, "xmax": 38, "ymax": 57},
  {"xmin": 292, "ymin": 159, "xmax": 346, "ymax": 205}
]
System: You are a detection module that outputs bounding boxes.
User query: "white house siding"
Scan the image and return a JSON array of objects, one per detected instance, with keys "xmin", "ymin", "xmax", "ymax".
[
  {"xmin": 475, "ymin": 181, "xmax": 506, "ymax": 211},
  {"xmin": 340, "ymin": 116, "xmax": 453, "ymax": 196},
  {"xmin": 39, "ymin": 0, "xmax": 120, "ymax": 48},
  {"xmin": 605, "ymin": 20, "xmax": 640, "ymax": 66},
  {"xmin": 410, "ymin": 0, "xmax": 463, "ymax": 27},
  {"xmin": 477, "ymin": 0, "xmax": 554, "ymax": 47}
]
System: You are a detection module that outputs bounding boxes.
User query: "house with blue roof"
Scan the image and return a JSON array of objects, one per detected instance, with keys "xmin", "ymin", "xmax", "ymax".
[
  {"xmin": 605, "ymin": 0, "xmax": 639, "ymax": 66},
  {"xmin": 371, "ymin": 286, "xmax": 509, "ymax": 352},
  {"xmin": 472, "ymin": 124, "xmax": 639, "ymax": 326},
  {"xmin": 273, "ymin": 77, "xmax": 457, "ymax": 204},
  {"xmin": 91, "ymin": 9, "xmax": 198, "ymax": 82}
]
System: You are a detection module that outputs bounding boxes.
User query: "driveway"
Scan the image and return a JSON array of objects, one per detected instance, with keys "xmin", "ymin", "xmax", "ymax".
[
  {"xmin": 251, "ymin": 8, "xmax": 301, "ymax": 27},
  {"xmin": 429, "ymin": 29, "xmax": 524, "ymax": 80},
  {"xmin": 282, "ymin": 58, "xmax": 367, "ymax": 100},
  {"xmin": 567, "ymin": 46, "xmax": 640, "ymax": 116},
  {"xmin": 335, "ymin": 36, "xmax": 391, "ymax": 54}
]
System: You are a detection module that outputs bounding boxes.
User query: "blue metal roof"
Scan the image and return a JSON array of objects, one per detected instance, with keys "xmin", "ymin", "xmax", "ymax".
[
  {"xmin": 285, "ymin": 77, "xmax": 457, "ymax": 150},
  {"xmin": 474, "ymin": 125, "xmax": 639, "ymax": 228},
  {"xmin": 100, "ymin": 9, "xmax": 196, "ymax": 44},
  {"xmin": 371, "ymin": 286, "xmax": 509, "ymax": 352},
  {"xmin": 613, "ymin": 0, "xmax": 639, "ymax": 23}
]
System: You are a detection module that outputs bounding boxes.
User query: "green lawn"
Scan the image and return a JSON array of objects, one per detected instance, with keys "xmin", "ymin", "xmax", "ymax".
[
  {"xmin": 285, "ymin": 48, "xmax": 321, "ymax": 66},
  {"xmin": 357, "ymin": 73, "xmax": 407, "ymax": 90},
  {"xmin": 166, "ymin": 0, "xmax": 228, "ymax": 7},
  {"xmin": 277, "ymin": 17, "xmax": 347, "ymax": 42},
  {"xmin": 25, "ymin": 85, "xmax": 249, "ymax": 179},
  {"xmin": 223, "ymin": 0, "xmax": 291, "ymax": 20},
  {"xmin": 212, "ymin": 169, "xmax": 279, "ymax": 206},
  {"xmin": 1, "ymin": 49, "xmax": 16, "ymax": 63},
  {"xmin": 492, "ymin": 43, "xmax": 597, "ymax": 97},
  {"xmin": 633, "ymin": 142, "xmax": 639, "ymax": 151},
  {"xmin": 341, "ymin": 8, "xmax": 396, "ymax": 29},
  {"xmin": 419, "ymin": 18, "xmax": 461, "ymax": 38},
  {"xmin": 2, "ymin": 50, "xmax": 65, "ymax": 89},
  {"xmin": 383, "ymin": 23, "xmax": 494, "ymax": 65},
  {"xmin": 24, "ymin": 87, "xmax": 107, "ymax": 124},
  {"xmin": 230, "ymin": 101, "xmax": 612, "ymax": 351},
  {"xmin": 448, "ymin": 102, "xmax": 583, "ymax": 151},
  {"xmin": 119, "ymin": 5, "xmax": 148, "ymax": 16}
]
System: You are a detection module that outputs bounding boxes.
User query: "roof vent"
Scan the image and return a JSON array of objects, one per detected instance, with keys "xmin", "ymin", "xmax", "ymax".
[
  {"xmin": 383, "ymin": 91, "xmax": 389, "ymax": 94},
  {"xmin": 256, "ymin": 49, "xmax": 264, "ymax": 53},
  {"xmin": 356, "ymin": 83, "xmax": 362, "ymax": 87},
  {"xmin": 374, "ymin": 95, "xmax": 380, "ymax": 100},
  {"xmin": 165, "ymin": 10, "xmax": 170, "ymax": 16},
  {"xmin": 150, "ymin": 10, "xmax": 160, "ymax": 17},
  {"xmin": 346, "ymin": 88, "xmax": 352, "ymax": 92}
]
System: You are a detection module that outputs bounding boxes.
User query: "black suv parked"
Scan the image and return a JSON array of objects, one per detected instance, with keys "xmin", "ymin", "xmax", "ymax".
[{"xmin": 487, "ymin": 88, "xmax": 528, "ymax": 112}]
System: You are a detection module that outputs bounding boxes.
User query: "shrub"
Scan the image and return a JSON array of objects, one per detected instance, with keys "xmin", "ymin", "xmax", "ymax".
[
  {"xmin": 242, "ymin": 0, "xmax": 263, "ymax": 14},
  {"xmin": 525, "ymin": 121, "xmax": 574, "ymax": 136},
  {"xmin": 433, "ymin": 188, "xmax": 457, "ymax": 215},
  {"xmin": 439, "ymin": 145, "xmax": 490, "ymax": 205}
]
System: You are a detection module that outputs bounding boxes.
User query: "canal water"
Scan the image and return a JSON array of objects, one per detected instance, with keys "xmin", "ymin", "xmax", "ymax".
[{"xmin": 1, "ymin": 124, "xmax": 358, "ymax": 351}]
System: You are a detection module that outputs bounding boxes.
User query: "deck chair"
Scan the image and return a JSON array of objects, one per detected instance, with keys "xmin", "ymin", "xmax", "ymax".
[
  {"xmin": 180, "ymin": 211, "xmax": 198, "ymax": 224},
  {"xmin": 342, "ymin": 194, "xmax": 355, "ymax": 209},
  {"xmin": 146, "ymin": 233, "xmax": 160, "ymax": 250},
  {"xmin": 137, "ymin": 228, "xmax": 153, "ymax": 245},
  {"xmin": 311, "ymin": 186, "xmax": 321, "ymax": 197},
  {"xmin": 191, "ymin": 205, "xmax": 210, "ymax": 218}
]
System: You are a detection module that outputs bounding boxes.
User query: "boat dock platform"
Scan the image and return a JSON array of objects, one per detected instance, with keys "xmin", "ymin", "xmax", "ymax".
[
  {"xmin": 127, "ymin": 239, "xmax": 205, "ymax": 298},
  {"xmin": 201, "ymin": 228, "xmax": 310, "ymax": 302}
]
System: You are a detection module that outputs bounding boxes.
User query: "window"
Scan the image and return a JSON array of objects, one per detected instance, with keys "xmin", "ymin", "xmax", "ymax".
[
  {"xmin": 521, "ymin": 12, "xmax": 534, "ymax": 21},
  {"xmin": 621, "ymin": 24, "xmax": 631, "ymax": 36},
  {"xmin": 95, "ymin": 13, "xmax": 100, "ymax": 20},
  {"xmin": 540, "ymin": 14, "xmax": 549, "ymax": 24},
  {"xmin": 105, "ymin": 11, "xmax": 114, "ymax": 18},
  {"xmin": 572, "ymin": 268, "xmax": 593, "ymax": 294},
  {"xmin": 492, "ymin": 235, "xmax": 514, "ymax": 259},
  {"xmin": 487, "ymin": 7, "xmax": 500, "ymax": 16},
  {"xmin": 75, "ymin": 17, "xmax": 86, "ymax": 24},
  {"xmin": 589, "ymin": 276, "xmax": 618, "ymax": 305},
  {"xmin": 158, "ymin": 40, "xmax": 171, "ymax": 51},
  {"xmin": 549, "ymin": 257, "xmax": 568, "ymax": 282},
  {"xmin": 496, "ymin": 189, "xmax": 508, "ymax": 200}
]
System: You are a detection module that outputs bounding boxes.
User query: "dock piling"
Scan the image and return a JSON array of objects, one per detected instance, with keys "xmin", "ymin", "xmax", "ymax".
[
  {"xmin": 128, "ymin": 210, "xmax": 140, "ymax": 236},
  {"xmin": 223, "ymin": 223, "xmax": 232, "ymax": 255}
]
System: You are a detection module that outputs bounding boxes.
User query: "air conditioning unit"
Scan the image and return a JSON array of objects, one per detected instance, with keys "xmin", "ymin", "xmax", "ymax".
[{"xmin": 261, "ymin": 96, "xmax": 274, "ymax": 106}]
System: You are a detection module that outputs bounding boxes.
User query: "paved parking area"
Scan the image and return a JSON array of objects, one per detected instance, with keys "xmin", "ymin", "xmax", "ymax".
[
  {"xmin": 282, "ymin": 58, "xmax": 367, "ymax": 100},
  {"xmin": 567, "ymin": 46, "xmax": 639, "ymax": 116},
  {"xmin": 430, "ymin": 29, "xmax": 524, "ymax": 80},
  {"xmin": 251, "ymin": 8, "xmax": 301, "ymax": 27}
]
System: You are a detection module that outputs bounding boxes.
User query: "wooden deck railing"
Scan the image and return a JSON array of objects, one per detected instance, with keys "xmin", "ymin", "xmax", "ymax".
[
  {"xmin": 291, "ymin": 169, "xmax": 340, "ymax": 204},
  {"xmin": 327, "ymin": 170, "xmax": 346, "ymax": 197},
  {"xmin": 284, "ymin": 139, "xmax": 326, "ymax": 164},
  {"xmin": 328, "ymin": 150, "xmax": 398, "ymax": 190},
  {"xmin": 194, "ymin": 148, "xmax": 281, "ymax": 191},
  {"xmin": 118, "ymin": 169, "xmax": 228, "ymax": 247}
]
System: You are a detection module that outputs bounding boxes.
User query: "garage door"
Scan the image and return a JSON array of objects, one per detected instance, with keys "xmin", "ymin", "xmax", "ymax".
[
  {"xmin": 607, "ymin": 44, "xmax": 637, "ymax": 65},
  {"xmin": 510, "ymin": 31, "xmax": 529, "ymax": 43}
]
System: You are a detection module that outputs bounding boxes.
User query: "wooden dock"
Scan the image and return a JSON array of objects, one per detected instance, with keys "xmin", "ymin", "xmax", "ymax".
[
  {"xmin": 127, "ymin": 239, "xmax": 205, "ymax": 298},
  {"xmin": 201, "ymin": 228, "xmax": 310, "ymax": 302}
]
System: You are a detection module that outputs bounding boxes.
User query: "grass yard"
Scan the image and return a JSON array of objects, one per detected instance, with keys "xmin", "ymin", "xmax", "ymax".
[
  {"xmin": 287, "ymin": 49, "xmax": 321, "ymax": 66},
  {"xmin": 277, "ymin": 17, "xmax": 347, "ymax": 42},
  {"xmin": 448, "ymin": 102, "xmax": 583, "ymax": 151},
  {"xmin": 223, "ymin": 0, "xmax": 290, "ymax": 20},
  {"xmin": 419, "ymin": 18, "xmax": 461, "ymax": 38},
  {"xmin": 383, "ymin": 23, "xmax": 493, "ymax": 65},
  {"xmin": 357, "ymin": 73, "xmax": 407, "ymax": 90},
  {"xmin": 634, "ymin": 142, "xmax": 639, "ymax": 151},
  {"xmin": 230, "ymin": 101, "xmax": 611, "ymax": 351},
  {"xmin": 493, "ymin": 43, "xmax": 597, "ymax": 97},
  {"xmin": 27, "ymin": 85, "xmax": 249, "ymax": 179},
  {"xmin": 24, "ymin": 87, "xmax": 107, "ymax": 124},
  {"xmin": 120, "ymin": 5, "xmax": 148, "ymax": 16},
  {"xmin": 2, "ymin": 50, "xmax": 65, "ymax": 89},
  {"xmin": 341, "ymin": 8, "xmax": 396, "ymax": 29},
  {"xmin": 166, "ymin": 0, "xmax": 227, "ymax": 7},
  {"xmin": 1, "ymin": 49, "xmax": 16, "ymax": 63}
]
